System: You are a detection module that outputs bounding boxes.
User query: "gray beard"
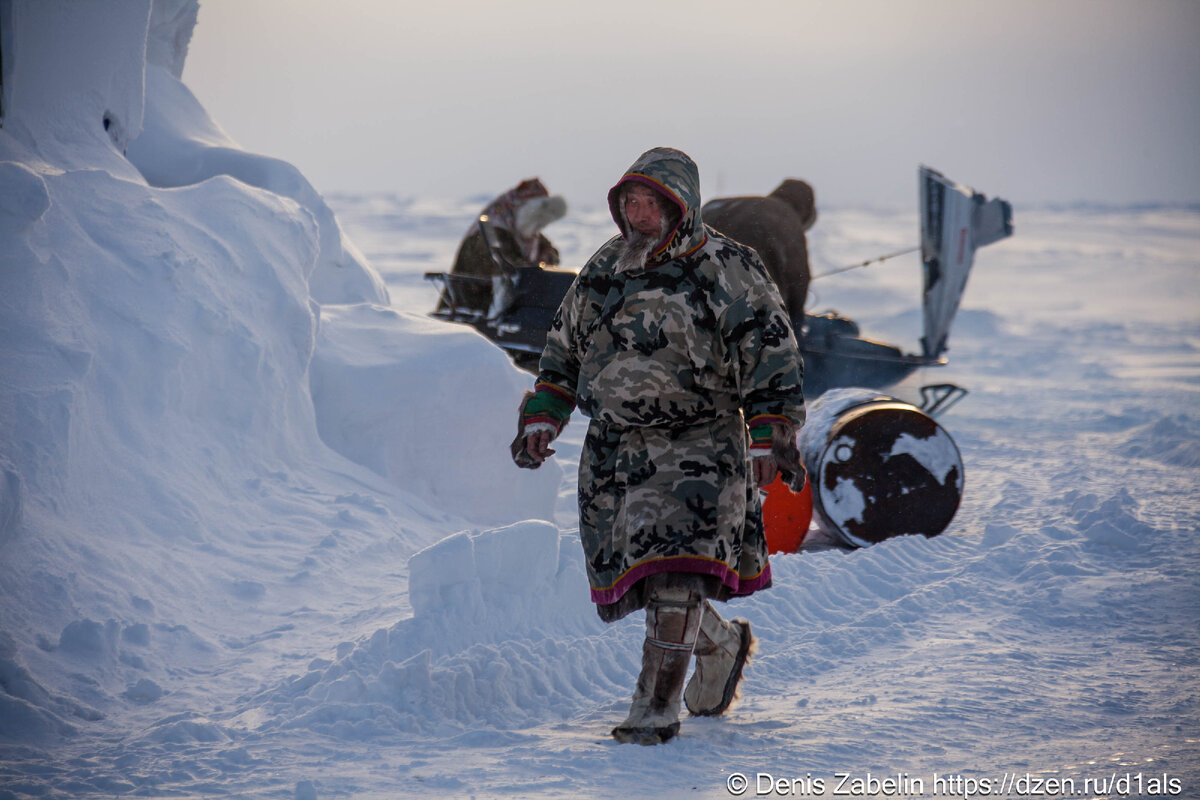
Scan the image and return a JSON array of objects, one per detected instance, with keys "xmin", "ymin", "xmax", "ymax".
[{"xmin": 615, "ymin": 217, "xmax": 669, "ymax": 272}]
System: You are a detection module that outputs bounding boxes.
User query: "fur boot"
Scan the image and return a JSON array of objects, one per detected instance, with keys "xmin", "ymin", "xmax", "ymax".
[
  {"xmin": 684, "ymin": 601, "xmax": 755, "ymax": 716},
  {"xmin": 611, "ymin": 584, "xmax": 702, "ymax": 745}
]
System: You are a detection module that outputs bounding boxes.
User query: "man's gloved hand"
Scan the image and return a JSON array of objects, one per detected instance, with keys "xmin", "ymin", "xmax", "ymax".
[
  {"xmin": 750, "ymin": 420, "xmax": 807, "ymax": 490},
  {"xmin": 511, "ymin": 389, "xmax": 570, "ymax": 469},
  {"xmin": 772, "ymin": 423, "xmax": 807, "ymax": 492}
]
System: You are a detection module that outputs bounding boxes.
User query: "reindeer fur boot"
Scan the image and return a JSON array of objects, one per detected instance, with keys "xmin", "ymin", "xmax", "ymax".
[
  {"xmin": 684, "ymin": 601, "xmax": 755, "ymax": 717},
  {"xmin": 611, "ymin": 583, "xmax": 702, "ymax": 745}
]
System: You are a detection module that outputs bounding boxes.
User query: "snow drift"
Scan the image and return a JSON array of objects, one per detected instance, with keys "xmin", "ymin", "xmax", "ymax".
[{"xmin": 0, "ymin": 0, "xmax": 557, "ymax": 754}]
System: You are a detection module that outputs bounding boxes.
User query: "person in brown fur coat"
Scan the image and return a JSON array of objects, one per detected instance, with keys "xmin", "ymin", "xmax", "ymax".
[
  {"xmin": 445, "ymin": 178, "xmax": 567, "ymax": 314},
  {"xmin": 701, "ymin": 179, "xmax": 816, "ymax": 321}
]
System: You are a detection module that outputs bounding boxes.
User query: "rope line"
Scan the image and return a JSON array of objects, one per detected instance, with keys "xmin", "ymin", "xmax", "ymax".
[{"xmin": 811, "ymin": 245, "xmax": 920, "ymax": 281}]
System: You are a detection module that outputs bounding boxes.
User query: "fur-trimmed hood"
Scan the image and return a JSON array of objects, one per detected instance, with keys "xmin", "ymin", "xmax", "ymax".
[{"xmin": 607, "ymin": 147, "xmax": 708, "ymax": 267}]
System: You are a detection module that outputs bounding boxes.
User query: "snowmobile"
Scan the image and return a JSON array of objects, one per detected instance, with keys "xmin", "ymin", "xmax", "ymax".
[
  {"xmin": 425, "ymin": 213, "xmax": 576, "ymax": 374},
  {"xmin": 426, "ymin": 166, "xmax": 1012, "ymax": 398}
]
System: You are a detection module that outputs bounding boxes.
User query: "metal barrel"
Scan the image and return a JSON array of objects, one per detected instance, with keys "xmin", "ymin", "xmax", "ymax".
[{"xmin": 796, "ymin": 387, "xmax": 964, "ymax": 548}]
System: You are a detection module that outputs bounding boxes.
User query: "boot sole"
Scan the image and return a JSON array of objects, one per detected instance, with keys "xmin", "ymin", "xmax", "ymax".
[
  {"xmin": 611, "ymin": 721, "xmax": 681, "ymax": 745},
  {"xmin": 688, "ymin": 619, "xmax": 754, "ymax": 717}
]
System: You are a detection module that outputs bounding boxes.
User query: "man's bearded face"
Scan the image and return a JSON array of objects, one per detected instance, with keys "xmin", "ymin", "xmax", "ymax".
[{"xmin": 617, "ymin": 185, "xmax": 671, "ymax": 271}]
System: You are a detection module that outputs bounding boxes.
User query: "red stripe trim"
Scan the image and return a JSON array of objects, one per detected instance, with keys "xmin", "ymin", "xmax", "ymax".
[
  {"xmin": 589, "ymin": 555, "xmax": 772, "ymax": 605},
  {"xmin": 731, "ymin": 563, "xmax": 772, "ymax": 596},
  {"xmin": 673, "ymin": 234, "xmax": 708, "ymax": 260},
  {"xmin": 623, "ymin": 174, "xmax": 684, "ymax": 212},
  {"xmin": 748, "ymin": 414, "xmax": 792, "ymax": 428},
  {"xmin": 534, "ymin": 381, "xmax": 576, "ymax": 404}
]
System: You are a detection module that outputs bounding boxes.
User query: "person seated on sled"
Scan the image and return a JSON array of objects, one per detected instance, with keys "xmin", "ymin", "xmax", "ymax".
[
  {"xmin": 513, "ymin": 148, "xmax": 806, "ymax": 746},
  {"xmin": 443, "ymin": 178, "xmax": 567, "ymax": 315},
  {"xmin": 702, "ymin": 178, "xmax": 817, "ymax": 321}
]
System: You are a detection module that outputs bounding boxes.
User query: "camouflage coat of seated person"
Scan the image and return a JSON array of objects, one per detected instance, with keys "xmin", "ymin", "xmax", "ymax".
[{"xmin": 446, "ymin": 178, "xmax": 567, "ymax": 314}]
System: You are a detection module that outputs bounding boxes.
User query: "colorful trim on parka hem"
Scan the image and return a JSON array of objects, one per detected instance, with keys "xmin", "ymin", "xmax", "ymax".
[{"xmin": 588, "ymin": 554, "xmax": 772, "ymax": 606}]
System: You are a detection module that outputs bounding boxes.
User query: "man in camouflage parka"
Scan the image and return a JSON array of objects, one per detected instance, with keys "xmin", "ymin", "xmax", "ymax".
[{"xmin": 517, "ymin": 147, "xmax": 806, "ymax": 744}]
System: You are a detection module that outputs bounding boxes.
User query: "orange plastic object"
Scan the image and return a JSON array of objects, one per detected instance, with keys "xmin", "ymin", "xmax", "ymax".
[{"xmin": 762, "ymin": 472, "xmax": 813, "ymax": 554}]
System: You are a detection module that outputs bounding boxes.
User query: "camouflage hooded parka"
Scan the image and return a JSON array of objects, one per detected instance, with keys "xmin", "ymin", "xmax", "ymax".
[{"xmin": 533, "ymin": 148, "xmax": 806, "ymax": 617}]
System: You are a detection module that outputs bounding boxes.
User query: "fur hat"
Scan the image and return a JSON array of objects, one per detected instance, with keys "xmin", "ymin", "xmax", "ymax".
[{"xmin": 515, "ymin": 195, "xmax": 567, "ymax": 240}]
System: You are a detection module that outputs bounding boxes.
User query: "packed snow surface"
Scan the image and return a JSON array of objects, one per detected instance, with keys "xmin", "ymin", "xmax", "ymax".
[{"xmin": 1, "ymin": 3, "xmax": 1198, "ymax": 798}]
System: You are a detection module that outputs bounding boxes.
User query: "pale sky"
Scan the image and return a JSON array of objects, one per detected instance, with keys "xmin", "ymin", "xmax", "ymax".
[{"xmin": 184, "ymin": 0, "xmax": 1200, "ymax": 211}]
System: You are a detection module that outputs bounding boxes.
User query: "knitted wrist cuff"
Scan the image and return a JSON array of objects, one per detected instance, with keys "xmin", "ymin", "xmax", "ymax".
[
  {"xmin": 522, "ymin": 383, "xmax": 575, "ymax": 434},
  {"xmin": 749, "ymin": 423, "xmax": 773, "ymax": 453}
]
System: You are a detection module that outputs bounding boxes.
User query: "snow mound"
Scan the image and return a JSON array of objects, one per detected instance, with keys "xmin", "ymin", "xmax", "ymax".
[
  {"xmin": 128, "ymin": 63, "xmax": 388, "ymax": 306},
  {"xmin": 0, "ymin": 162, "xmax": 51, "ymax": 230},
  {"xmin": 248, "ymin": 521, "xmax": 631, "ymax": 739},
  {"xmin": 310, "ymin": 305, "xmax": 560, "ymax": 526},
  {"xmin": 2, "ymin": 1, "xmax": 150, "ymax": 172},
  {"xmin": 2, "ymin": 164, "xmax": 322, "ymax": 512},
  {"xmin": 120, "ymin": 1, "xmax": 386, "ymax": 307},
  {"xmin": 1117, "ymin": 413, "xmax": 1200, "ymax": 468},
  {"xmin": 0, "ymin": 0, "xmax": 558, "ymax": 752},
  {"xmin": 0, "ymin": 631, "xmax": 100, "ymax": 743}
]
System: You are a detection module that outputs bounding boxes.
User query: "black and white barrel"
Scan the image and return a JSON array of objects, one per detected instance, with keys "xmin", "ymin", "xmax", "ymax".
[{"xmin": 797, "ymin": 388, "xmax": 964, "ymax": 548}]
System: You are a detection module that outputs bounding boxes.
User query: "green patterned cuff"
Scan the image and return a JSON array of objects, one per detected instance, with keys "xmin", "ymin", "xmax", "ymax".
[
  {"xmin": 749, "ymin": 423, "xmax": 773, "ymax": 452},
  {"xmin": 523, "ymin": 387, "xmax": 574, "ymax": 431}
]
